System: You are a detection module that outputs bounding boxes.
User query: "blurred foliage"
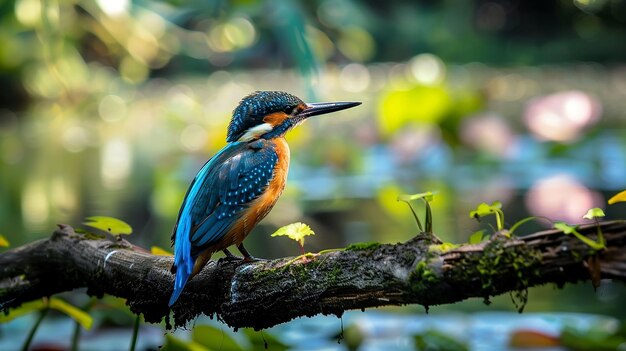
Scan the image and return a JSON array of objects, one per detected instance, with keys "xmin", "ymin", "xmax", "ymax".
[
  {"xmin": 0, "ymin": 298, "xmax": 93, "ymax": 330},
  {"xmin": 0, "ymin": 234, "xmax": 8, "ymax": 247},
  {"xmin": 151, "ymin": 245, "xmax": 173, "ymax": 256},
  {"xmin": 508, "ymin": 329, "xmax": 560, "ymax": 348},
  {"xmin": 161, "ymin": 324, "xmax": 288, "ymax": 351},
  {"xmin": 414, "ymin": 330, "xmax": 468, "ymax": 351},
  {"xmin": 561, "ymin": 323, "xmax": 626, "ymax": 351}
]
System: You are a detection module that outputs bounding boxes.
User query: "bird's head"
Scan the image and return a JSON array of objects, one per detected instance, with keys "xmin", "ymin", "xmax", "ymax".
[{"xmin": 227, "ymin": 91, "xmax": 361, "ymax": 142}]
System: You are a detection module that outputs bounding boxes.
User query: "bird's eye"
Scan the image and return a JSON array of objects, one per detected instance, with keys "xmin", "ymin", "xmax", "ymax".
[{"xmin": 284, "ymin": 106, "xmax": 297, "ymax": 115}]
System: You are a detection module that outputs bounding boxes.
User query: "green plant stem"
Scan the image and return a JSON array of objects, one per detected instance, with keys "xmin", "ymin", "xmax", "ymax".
[
  {"xmin": 595, "ymin": 219, "xmax": 606, "ymax": 248},
  {"xmin": 402, "ymin": 201, "xmax": 423, "ymax": 232},
  {"xmin": 70, "ymin": 320, "xmax": 80, "ymax": 351},
  {"xmin": 129, "ymin": 315, "xmax": 140, "ymax": 351},
  {"xmin": 571, "ymin": 229, "xmax": 604, "ymax": 250},
  {"xmin": 495, "ymin": 209, "xmax": 504, "ymax": 231},
  {"xmin": 508, "ymin": 216, "xmax": 536, "ymax": 235},
  {"xmin": 71, "ymin": 298, "xmax": 96, "ymax": 351},
  {"xmin": 316, "ymin": 248, "xmax": 343, "ymax": 254},
  {"xmin": 423, "ymin": 199, "xmax": 432, "ymax": 233},
  {"xmin": 21, "ymin": 307, "xmax": 49, "ymax": 351}
]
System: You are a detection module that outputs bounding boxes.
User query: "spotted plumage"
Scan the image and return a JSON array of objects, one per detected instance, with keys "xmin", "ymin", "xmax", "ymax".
[{"xmin": 169, "ymin": 91, "xmax": 360, "ymax": 306}]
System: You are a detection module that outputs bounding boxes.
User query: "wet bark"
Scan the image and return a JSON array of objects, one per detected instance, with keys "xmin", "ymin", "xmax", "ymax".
[{"xmin": 0, "ymin": 221, "xmax": 625, "ymax": 330}]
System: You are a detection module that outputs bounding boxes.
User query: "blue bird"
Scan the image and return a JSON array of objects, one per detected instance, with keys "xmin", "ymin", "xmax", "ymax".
[{"xmin": 169, "ymin": 91, "xmax": 360, "ymax": 306}]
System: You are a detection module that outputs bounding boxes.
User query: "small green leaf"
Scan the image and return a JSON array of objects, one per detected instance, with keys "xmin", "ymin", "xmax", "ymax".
[
  {"xmin": 271, "ymin": 222, "xmax": 315, "ymax": 247},
  {"xmin": 469, "ymin": 203, "xmax": 492, "ymax": 219},
  {"xmin": 469, "ymin": 201, "xmax": 502, "ymax": 219},
  {"xmin": 151, "ymin": 246, "xmax": 173, "ymax": 256},
  {"xmin": 192, "ymin": 325, "xmax": 244, "ymax": 351},
  {"xmin": 398, "ymin": 191, "xmax": 435, "ymax": 203},
  {"xmin": 608, "ymin": 190, "xmax": 626, "ymax": 205},
  {"xmin": 583, "ymin": 208, "xmax": 605, "ymax": 220},
  {"xmin": 49, "ymin": 297, "xmax": 93, "ymax": 330},
  {"xmin": 428, "ymin": 242, "xmax": 459, "ymax": 253},
  {"xmin": 83, "ymin": 216, "xmax": 133, "ymax": 235},
  {"xmin": 0, "ymin": 234, "xmax": 9, "ymax": 247},
  {"xmin": 468, "ymin": 230, "xmax": 486, "ymax": 244},
  {"xmin": 554, "ymin": 221, "xmax": 578, "ymax": 235}
]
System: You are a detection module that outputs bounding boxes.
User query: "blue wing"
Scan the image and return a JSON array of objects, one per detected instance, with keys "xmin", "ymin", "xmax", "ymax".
[{"xmin": 169, "ymin": 140, "xmax": 278, "ymax": 306}]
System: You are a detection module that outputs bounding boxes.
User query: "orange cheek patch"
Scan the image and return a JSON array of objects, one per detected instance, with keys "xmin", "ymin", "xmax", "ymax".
[
  {"xmin": 263, "ymin": 112, "xmax": 289, "ymax": 126},
  {"xmin": 297, "ymin": 103, "xmax": 308, "ymax": 112}
]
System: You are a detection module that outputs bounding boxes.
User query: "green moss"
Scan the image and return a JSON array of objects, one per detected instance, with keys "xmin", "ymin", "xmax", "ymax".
[
  {"xmin": 345, "ymin": 242, "xmax": 381, "ymax": 251},
  {"xmin": 326, "ymin": 266, "xmax": 342, "ymax": 284},
  {"xmin": 252, "ymin": 264, "xmax": 282, "ymax": 281},
  {"xmin": 460, "ymin": 236, "xmax": 542, "ymax": 311},
  {"xmin": 474, "ymin": 237, "xmax": 541, "ymax": 293},
  {"xmin": 411, "ymin": 260, "xmax": 438, "ymax": 284},
  {"xmin": 408, "ymin": 236, "xmax": 543, "ymax": 312}
]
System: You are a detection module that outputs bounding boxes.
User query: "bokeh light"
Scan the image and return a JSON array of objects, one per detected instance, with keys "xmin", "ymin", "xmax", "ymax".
[
  {"xmin": 96, "ymin": 0, "xmax": 129, "ymax": 17},
  {"xmin": 101, "ymin": 138, "xmax": 133, "ymax": 189},
  {"xmin": 525, "ymin": 174, "xmax": 603, "ymax": 224},
  {"xmin": 409, "ymin": 54, "xmax": 446, "ymax": 86},
  {"xmin": 524, "ymin": 90, "xmax": 601, "ymax": 142},
  {"xmin": 460, "ymin": 113, "xmax": 516, "ymax": 157},
  {"xmin": 339, "ymin": 63, "xmax": 371, "ymax": 92}
]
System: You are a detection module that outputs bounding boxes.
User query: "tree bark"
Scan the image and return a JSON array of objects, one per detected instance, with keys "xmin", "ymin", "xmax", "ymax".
[{"xmin": 1, "ymin": 221, "xmax": 625, "ymax": 330}]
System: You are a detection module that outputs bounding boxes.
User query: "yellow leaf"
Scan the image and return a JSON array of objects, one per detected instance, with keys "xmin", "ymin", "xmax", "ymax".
[
  {"xmin": 151, "ymin": 246, "xmax": 173, "ymax": 256},
  {"xmin": 49, "ymin": 297, "xmax": 93, "ymax": 330},
  {"xmin": 0, "ymin": 300, "xmax": 46, "ymax": 323},
  {"xmin": 608, "ymin": 190, "xmax": 626, "ymax": 205},
  {"xmin": 83, "ymin": 216, "xmax": 133, "ymax": 235},
  {"xmin": 0, "ymin": 234, "xmax": 9, "ymax": 247},
  {"xmin": 0, "ymin": 298, "xmax": 93, "ymax": 331},
  {"xmin": 271, "ymin": 222, "xmax": 315, "ymax": 246}
]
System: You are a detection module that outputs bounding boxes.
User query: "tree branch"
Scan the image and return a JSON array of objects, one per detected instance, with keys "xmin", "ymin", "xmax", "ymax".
[{"xmin": 1, "ymin": 221, "xmax": 625, "ymax": 330}]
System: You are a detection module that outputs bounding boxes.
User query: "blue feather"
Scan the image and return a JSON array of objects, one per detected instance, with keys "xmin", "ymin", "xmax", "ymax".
[
  {"xmin": 169, "ymin": 145, "xmax": 235, "ymax": 306},
  {"xmin": 169, "ymin": 141, "xmax": 279, "ymax": 306}
]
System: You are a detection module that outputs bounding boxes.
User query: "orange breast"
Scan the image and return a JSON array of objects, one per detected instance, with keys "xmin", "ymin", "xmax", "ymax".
[{"xmin": 224, "ymin": 137, "xmax": 290, "ymax": 246}]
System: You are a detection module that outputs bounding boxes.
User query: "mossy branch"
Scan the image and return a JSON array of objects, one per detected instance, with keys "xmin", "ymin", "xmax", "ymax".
[{"xmin": 1, "ymin": 221, "xmax": 625, "ymax": 330}]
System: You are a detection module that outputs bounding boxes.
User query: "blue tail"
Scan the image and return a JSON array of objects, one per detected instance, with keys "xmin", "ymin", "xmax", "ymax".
[
  {"xmin": 169, "ymin": 214, "xmax": 194, "ymax": 306},
  {"xmin": 169, "ymin": 265, "xmax": 191, "ymax": 306}
]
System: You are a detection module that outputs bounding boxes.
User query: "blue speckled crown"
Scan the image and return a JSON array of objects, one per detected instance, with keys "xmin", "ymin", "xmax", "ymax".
[{"xmin": 227, "ymin": 91, "xmax": 304, "ymax": 142}]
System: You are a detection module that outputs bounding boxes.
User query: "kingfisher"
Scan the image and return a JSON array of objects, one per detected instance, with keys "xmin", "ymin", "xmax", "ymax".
[{"xmin": 169, "ymin": 91, "xmax": 360, "ymax": 306}]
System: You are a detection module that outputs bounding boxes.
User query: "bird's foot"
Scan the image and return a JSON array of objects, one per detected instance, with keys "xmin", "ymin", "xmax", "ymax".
[
  {"xmin": 242, "ymin": 256, "xmax": 266, "ymax": 263},
  {"xmin": 217, "ymin": 255, "xmax": 244, "ymax": 265},
  {"xmin": 217, "ymin": 249, "xmax": 244, "ymax": 265}
]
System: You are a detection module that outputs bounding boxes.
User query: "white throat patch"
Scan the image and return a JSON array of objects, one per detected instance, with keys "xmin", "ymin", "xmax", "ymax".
[{"xmin": 237, "ymin": 122, "xmax": 273, "ymax": 142}]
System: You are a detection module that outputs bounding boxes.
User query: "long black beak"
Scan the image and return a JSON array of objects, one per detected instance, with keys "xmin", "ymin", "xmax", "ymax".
[{"xmin": 298, "ymin": 101, "xmax": 361, "ymax": 118}]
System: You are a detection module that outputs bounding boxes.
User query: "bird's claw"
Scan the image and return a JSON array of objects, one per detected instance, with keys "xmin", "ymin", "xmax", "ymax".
[
  {"xmin": 217, "ymin": 255, "xmax": 244, "ymax": 266},
  {"xmin": 242, "ymin": 256, "xmax": 266, "ymax": 263}
]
